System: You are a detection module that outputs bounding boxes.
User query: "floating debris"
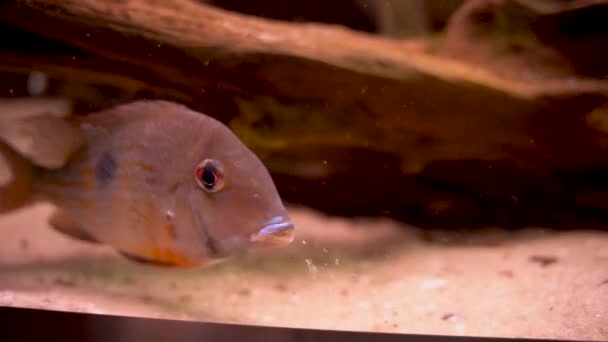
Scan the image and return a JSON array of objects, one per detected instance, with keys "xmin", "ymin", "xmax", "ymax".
[
  {"xmin": 529, "ymin": 255, "xmax": 558, "ymax": 267},
  {"xmin": 441, "ymin": 313, "xmax": 456, "ymax": 321},
  {"xmin": 304, "ymin": 258, "xmax": 318, "ymax": 275}
]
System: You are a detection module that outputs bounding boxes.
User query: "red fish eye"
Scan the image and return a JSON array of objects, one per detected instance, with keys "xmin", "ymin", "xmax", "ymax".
[{"xmin": 195, "ymin": 159, "xmax": 224, "ymax": 192}]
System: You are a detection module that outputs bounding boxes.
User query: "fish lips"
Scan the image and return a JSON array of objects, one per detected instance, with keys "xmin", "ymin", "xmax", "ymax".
[{"xmin": 249, "ymin": 215, "xmax": 295, "ymax": 247}]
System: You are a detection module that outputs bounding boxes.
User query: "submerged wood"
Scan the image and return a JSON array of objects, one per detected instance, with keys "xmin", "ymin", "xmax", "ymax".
[{"xmin": 5, "ymin": 0, "xmax": 608, "ymax": 98}]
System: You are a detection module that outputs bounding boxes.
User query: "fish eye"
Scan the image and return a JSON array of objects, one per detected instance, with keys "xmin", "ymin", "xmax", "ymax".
[{"xmin": 195, "ymin": 159, "xmax": 224, "ymax": 192}]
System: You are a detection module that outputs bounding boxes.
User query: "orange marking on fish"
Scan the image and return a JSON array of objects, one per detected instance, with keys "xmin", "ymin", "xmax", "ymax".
[
  {"xmin": 146, "ymin": 247, "xmax": 196, "ymax": 267},
  {"xmin": 43, "ymin": 178, "xmax": 94, "ymax": 188},
  {"xmin": 79, "ymin": 167, "xmax": 94, "ymax": 176}
]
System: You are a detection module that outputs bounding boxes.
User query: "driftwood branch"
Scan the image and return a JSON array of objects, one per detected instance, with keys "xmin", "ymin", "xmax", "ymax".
[{"xmin": 5, "ymin": 0, "xmax": 608, "ymax": 98}]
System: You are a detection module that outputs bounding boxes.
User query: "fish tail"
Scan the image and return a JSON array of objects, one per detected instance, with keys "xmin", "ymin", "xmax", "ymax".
[{"xmin": 0, "ymin": 141, "xmax": 40, "ymax": 213}]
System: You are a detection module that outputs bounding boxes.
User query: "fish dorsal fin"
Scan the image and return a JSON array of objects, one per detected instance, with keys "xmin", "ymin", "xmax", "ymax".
[{"xmin": 48, "ymin": 210, "xmax": 99, "ymax": 244}]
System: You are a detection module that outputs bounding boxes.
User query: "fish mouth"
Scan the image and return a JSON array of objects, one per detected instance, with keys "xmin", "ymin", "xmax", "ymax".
[{"xmin": 249, "ymin": 215, "xmax": 295, "ymax": 247}]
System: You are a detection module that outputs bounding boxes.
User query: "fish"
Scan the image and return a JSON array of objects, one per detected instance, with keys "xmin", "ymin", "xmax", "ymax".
[{"xmin": 0, "ymin": 100, "xmax": 295, "ymax": 268}]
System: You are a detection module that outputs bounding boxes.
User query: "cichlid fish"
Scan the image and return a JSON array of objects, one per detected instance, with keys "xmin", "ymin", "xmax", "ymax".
[{"xmin": 0, "ymin": 100, "xmax": 295, "ymax": 268}]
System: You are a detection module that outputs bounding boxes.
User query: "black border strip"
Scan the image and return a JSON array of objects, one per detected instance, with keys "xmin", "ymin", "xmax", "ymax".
[{"xmin": 0, "ymin": 306, "xmax": 583, "ymax": 342}]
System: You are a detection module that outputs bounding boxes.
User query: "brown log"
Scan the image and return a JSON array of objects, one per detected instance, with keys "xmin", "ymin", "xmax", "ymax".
[{"xmin": 2, "ymin": 0, "xmax": 607, "ymax": 98}]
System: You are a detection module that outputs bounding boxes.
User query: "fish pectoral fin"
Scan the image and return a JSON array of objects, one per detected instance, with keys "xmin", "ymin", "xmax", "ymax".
[
  {"xmin": 118, "ymin": 252, "xmax": 176, "ymax": 267},
  {"xmin": 48, "ymin": 210, "xmax": 99, "ymax": 244}
]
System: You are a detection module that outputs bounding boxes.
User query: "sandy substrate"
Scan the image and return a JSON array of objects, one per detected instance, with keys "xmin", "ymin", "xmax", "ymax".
[{"xmin": 0, "ymin": 203, "xmax": 607, "ymax": 340}]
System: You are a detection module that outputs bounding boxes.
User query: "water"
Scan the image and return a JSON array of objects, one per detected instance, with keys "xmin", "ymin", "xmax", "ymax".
[{"xmin": 0, "ymin": 0, "xmax": 607, "ymax": 340}]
